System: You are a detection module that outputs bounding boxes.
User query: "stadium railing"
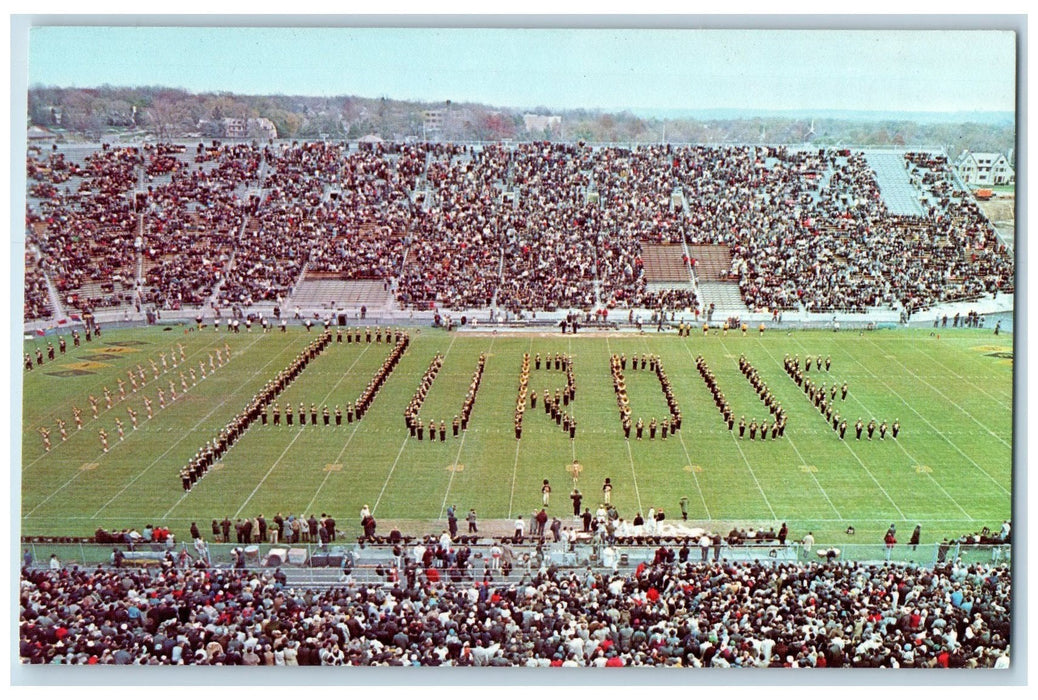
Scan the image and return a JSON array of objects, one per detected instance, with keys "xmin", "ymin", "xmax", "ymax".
[{"xmin": 19, "ymin": 539, "xmax": 1010, "ymax": 581}]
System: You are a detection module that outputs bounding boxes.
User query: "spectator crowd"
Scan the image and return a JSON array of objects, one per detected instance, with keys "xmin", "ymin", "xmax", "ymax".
[
  {"xmin": 25, "ymin": 141, "xmax": 1011, "ymax": 321},
  {"xmin": 20, "ymin": 550, "xmax": 1010, "ymax": 667}
]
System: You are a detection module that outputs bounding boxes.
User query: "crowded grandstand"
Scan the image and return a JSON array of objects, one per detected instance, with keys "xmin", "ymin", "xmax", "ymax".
[
  {"xmin": 20, "ymin": 139, "xmax": 1014, "ymax": 670},
  {"xmin": 24, "ymin": 140, "xmax": 1012, "ymax": 323}
]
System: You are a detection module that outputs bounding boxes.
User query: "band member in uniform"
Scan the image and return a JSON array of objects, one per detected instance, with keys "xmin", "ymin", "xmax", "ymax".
[
  {"xmin": 748, "ymin": 420, "xmax": 758, "ymax": 440},
  {"xmin": 115, "ymin": 418, "xmax": 125, "ymax": 441},
  {"xmin": 439, "ymin": 420, "xmax": 446, "ymax": 442},
  {"xmin": 602, "ymin": 478, "xmax": 612, "ymax": 505},
  {"xmin": 542, "ymin": 480, "xmax": 551, "ymax": 506},
  {"xmin": 335, "ymin": 405, "xmax": 342, "ymax": 425},
  {"xmin": 839, "ymin": 419, "xmax": 848, "ymax": 439},
  {"xmin": 38, "ymin": 427, "xmax": 51, "ymax": 451},
  {"xmin": 452, "ymin": 415, "xmax": 460, "ymax": 437},
  {"xmin": 649, "ymin": 418, "xmax": 658, "ymax": 440},
  {"xmin": 99, "ymin": 428, "xmax": 109, "ymax": 453},
  {"xmin": 286, "ymin": 403, "xmax": 293, "ymax": 426},
  {"xmin": 261, "ymin": 406, "xmax": 268, "ymax": 425},
  {"xmin": 855, "ymin": 418, "xmax": 864, "ymax": 440},
  {"xmin": 867, "ymin": 419, "xmax": 876, "ymax": 440},
  {"xmin": 841, "ymin": 382, "xmax": 849, "ymax": 400},
  {"xmin": 879, "ymin": 420, "xmax": 888, "ymax": 439},
  {"xmin": 56, "ymin": 417, "xmax": 68, "ymax": 441},
  {"xmin": 347, "ymin": 402, "xmax": 354, "ymax": 423},
  {"xmin": 635, "ymin": 417, "xmax": 644, "ymax": 440},
  {"xmin": 273, "ymin": 402, "xmax": 281, "ymax": 426},
  {"xmin": 298, "ymin": 402, "xmax": 306, "ymax": 426},
  {"xmin": 310, "ymin": 403, "xmax": 318, "ymax": 425},
  {"xmin": 73, "ymin": 405, "xmax": 83, "ymax": 429},
  {"xmin": 323, "ymin": 406, "xmax": 330, "ymax": 425},
  {"xmin": 738, "ymin": 417, "xmax": 746, "ymax": 439},
  {"xmin": 59, "ymin": 336, "xmax": 66, "ymax": 354},
  {"xmin": 127, "ymin": 407, "xmax": 138, "ymax": 430},
  {"xmin": 892, "ymin": 419, "xmax": 900, "ymax": 439}
]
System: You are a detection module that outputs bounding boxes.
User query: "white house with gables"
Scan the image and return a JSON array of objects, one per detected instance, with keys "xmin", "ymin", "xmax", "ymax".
[{"xmin": 954, "ymin": 150, "xmax": 1015, "ymax": 186}]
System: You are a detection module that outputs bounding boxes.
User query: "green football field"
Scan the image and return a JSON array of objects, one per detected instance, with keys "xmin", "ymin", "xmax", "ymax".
[{"xmin": 20, "ymin": 323, "xmax": 1013, "ymax": 547}]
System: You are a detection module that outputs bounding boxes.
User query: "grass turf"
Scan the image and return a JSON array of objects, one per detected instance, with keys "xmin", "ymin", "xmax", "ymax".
[{"xmin": 20, "ymin": 323, "xmax": 1013, "ymax": 548}]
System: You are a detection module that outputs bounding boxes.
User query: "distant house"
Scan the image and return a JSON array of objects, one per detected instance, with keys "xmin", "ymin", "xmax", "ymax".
[
  {"xmin": 523, "ymin": 114, "xmax": 562, "ymax": 135},
  {"xmin": 27, "ymin": 125, "xmax": 58, "ymax": 141},
  {"xmin": 422, "ymin": 110, "xmax": 445, "ymax": 136},
  {"xmin": 197, "ymin": 117, "xmax": 278, "ymax": 140},
  {"xmin": 955, "ymin": 150, "xmax": 1014, "ymax": 186}
]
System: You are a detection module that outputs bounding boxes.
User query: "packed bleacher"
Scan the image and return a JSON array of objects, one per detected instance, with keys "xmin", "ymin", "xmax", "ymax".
[
  {"xmin": 24, "ymin": 141, "xmax": 1012, "ymax": 319},
  {"xmin": 19, "ymin": 549, "xmax": 1010, "ymax": 667}
]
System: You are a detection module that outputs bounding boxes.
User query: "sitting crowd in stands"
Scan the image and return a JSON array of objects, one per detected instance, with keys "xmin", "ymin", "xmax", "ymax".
[
  {"xmin": 25, "ymin": 141, "xmax": 1012, "ymax": 319},
  {"xmin": 19, "ymin": 546, "xmax": 1010, "ymax": 667}
]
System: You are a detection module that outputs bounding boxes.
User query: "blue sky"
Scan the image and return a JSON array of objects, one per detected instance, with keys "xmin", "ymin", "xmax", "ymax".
[{"xmin": 27, "ymin": 26, "xmax": 1017, "ymax": 114}]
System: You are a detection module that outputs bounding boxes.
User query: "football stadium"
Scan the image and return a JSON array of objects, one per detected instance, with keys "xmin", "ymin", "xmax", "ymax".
[{"xmin": 16, "ymin": 26, "xmax": 1016, "ymax": 672}]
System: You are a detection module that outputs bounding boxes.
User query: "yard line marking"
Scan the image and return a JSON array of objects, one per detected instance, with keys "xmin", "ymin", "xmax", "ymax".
[
  {"xmin": 234, "ymin": 339, "xmax": 399, "ymax": 519},
  {"xmin": 860, "ymin": 335, "xmax": 1011, "ymax": 450},
  {"xmin": 438, "ymin": 334, "xmax": 496, "ymax": 519},
  {"xmin": 23, "ymin": 513, "xmax": 994, "ymax": 525},
  {"xmin": 233, "ymin": 430, "xmax": 306, "ymax": 519},
  {"xmin": 830, "ymin": 339, "xmax": 1011, "ymax": 497},
  {"xmin": 623, "ymin": 440, "xmax": 644, "ymax": 516},
  {"xmin": 373, "ymin": 332, "xmax": 460, "ymax": 516},
  {"xmin": 27, "ymin": 333, "xmax": 275, "ymax": 519},
  {"xmin": 753, "ymin": 339, "xmax": 902, "ymax": 521},
  {"xmin": 507, "ymin": 337, "xmax": 534, "ymax": 519},
  {"xmin": 636, "ymin": 337, "xmax": 710, "ymax": 519},
  {"xmin": 607, "ymin": 337, "xmax": 644, "ymax": 516},
  {"xmin": 371, "ymin": 437, "xmax": 412, "ymax": 515},
  {"xmin": 675, "ymin": 338, "xmax": 776, "ymax": 520},
  {"xmin": 298, "ymin": 345, "xmax": 377, "ymax": 517},
  {"xmin": 911, "ymin": 344, "xmax": 1013, "ymax": 406},
  {"xmin": 86, "ymin": 333, "xmax": 290, "ymax": 518},
  {"xmin": 810, "ymin": 355, "xmax": 977, "ymax": 522},
  {"xmin": 726, "ymin": 431, "xmax": 778, "ymax": 521},
  {"xmin": 23, "ymin": 332, "xmax": 237, "ymax": 469},
  {"xmin": 568, "ymin": 336, "xmax": 576, "ymax": 462},
  {"xmin": 674, "ymin": 432, "xmax": 711, "ymax": 520}
]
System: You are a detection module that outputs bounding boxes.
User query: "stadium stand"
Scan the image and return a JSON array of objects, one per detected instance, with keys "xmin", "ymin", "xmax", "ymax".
[
  {"xmin": 24, "ymin": 141, "xmax": 1011, "ymax": 321},
  {"xmin": 19, "ymin": 552, "xmax": 1010, "ymax": 667}
]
